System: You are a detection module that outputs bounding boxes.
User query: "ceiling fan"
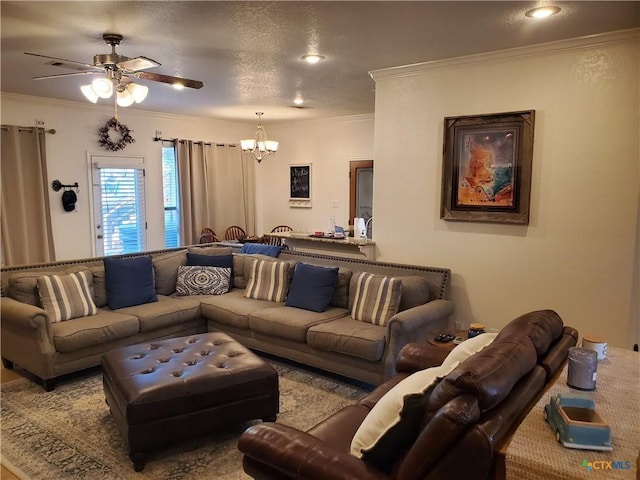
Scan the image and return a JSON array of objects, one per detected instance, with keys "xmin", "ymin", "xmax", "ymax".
[{"xmin": 25, "ymin": 33, "xmax": 203, "ymax": 106}]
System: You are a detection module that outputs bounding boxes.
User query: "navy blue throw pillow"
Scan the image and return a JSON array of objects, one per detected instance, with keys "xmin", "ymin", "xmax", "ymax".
[
  {"xmin": 186, "ymin": 253, "xmax": 233, "ymax": 268},
  {"xmin": 104, "ymin": 256, "xmax": 157, "ymax": 309},
  {"xmin": 285, "ymin": 263, "xmax": 339, "ymax": 312},
  {"xmin": 240, "ymin": 243, "xmax": 282, "ymax": 257}
]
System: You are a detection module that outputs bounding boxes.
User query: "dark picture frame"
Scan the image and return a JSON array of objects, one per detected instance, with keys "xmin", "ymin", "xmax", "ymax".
[{"xmin": 440, "ymin": 110, "xmax": 535, "ymax": 225}]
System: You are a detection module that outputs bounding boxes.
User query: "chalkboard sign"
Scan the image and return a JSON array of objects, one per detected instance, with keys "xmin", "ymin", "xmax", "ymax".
[{"xmin": 290, "ymin": 164, "xmax": 311, "ymax": 200}]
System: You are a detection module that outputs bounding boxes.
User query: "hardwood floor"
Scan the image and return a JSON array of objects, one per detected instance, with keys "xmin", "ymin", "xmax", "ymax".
[{"xmin": 1, "ymin": 363, "xmax": 27, "ymax": 480}]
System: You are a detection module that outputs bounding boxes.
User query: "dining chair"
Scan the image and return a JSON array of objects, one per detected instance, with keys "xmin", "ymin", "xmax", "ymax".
[
  {"xmin": 264, "ymin": 225, "xmax": 293, "ymax": 247},
  {"xmin": 198, "ymin": 227, "xmax": 219, "ymax": 244},
  {"xmin": 270, "ymin": 225, "xmax": 293, "ymax": 233},
  {"xmin": 224, "ymin": 225, "xmax": 247, "ymax": 241}
]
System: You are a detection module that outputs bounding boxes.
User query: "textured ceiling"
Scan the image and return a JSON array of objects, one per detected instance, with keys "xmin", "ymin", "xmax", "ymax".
[{"xmin": 1, "ymin": 1, "xmax": 638, "ymax": 122}]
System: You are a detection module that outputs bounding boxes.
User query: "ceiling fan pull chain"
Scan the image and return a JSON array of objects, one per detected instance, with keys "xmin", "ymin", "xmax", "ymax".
[{"xmin": 113, "ymin": 94, "xmax": 120, "ymax": 131}]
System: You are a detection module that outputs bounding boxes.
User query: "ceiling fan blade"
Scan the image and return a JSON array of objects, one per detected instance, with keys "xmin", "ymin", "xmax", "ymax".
[
  {"xmin": 117, "ymin": 56, "xmax": 160, "ymax": 72},
  {"xmin": 33, "ymin": 71, "xmax": 102, "ymax": 80},
  {"xmin": 134, "ymin": 71, "xmax": 203, "ymax": 89},
  {"xmin": 24, "ymin": 52, "xmax": 98, "ymax": 70}
]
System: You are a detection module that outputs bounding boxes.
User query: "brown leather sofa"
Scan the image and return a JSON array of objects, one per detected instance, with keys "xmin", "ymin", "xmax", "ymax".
[{"xmin": 238, "ymin": 309, "xmax": 578, "ymax": 480}]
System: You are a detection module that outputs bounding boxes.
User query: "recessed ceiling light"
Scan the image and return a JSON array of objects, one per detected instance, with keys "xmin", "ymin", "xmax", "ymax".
[
  {"xmin": 525, "ymin": 5, "xmax": 561, "ymax": 18},
  {"xmin": 301, "ymin": 54, "xmax": 325, "ymax": 64},
  {"xmin": 293, "ymin": 97, "xmax": 304, "ymax": 105}
]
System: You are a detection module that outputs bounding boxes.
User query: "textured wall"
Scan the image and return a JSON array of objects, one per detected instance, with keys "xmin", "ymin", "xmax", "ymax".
[{"xmin": 371, "ymin": 31, "xmax": 639, "ymax": 348}]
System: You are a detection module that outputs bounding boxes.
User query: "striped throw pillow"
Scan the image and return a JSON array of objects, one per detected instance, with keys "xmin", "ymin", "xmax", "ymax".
[
  {"xmin": 351, "ymin": 272, "xmax": 402, "ymax": 326},
  {"xmin": 244, "ymin": 259, "xmax": 290, "ymax": 302},
  {"xmin": 37, "ymin": 271, "xmax": 98, "ymax": 323}
]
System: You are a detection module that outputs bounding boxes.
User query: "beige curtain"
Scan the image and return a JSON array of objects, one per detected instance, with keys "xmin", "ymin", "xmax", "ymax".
[
  {"xmin": 1, "ymin": 126, "xmax": 55, "ymax": 265},
  {"xmin": 176, "ymin": 141, "xmax": 255, "ymax": 245},
  {"xmin": 176, "ymin": 141, "xmax": 212, "ymax": 245}
]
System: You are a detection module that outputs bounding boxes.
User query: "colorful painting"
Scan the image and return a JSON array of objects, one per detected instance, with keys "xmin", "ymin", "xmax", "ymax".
[
  {"xmin": 441, "ymin": 110, "xmax": 535, "ymax": 225},
  {"xmin": 456, "ymin": 129, "xmax": 517, "ymax": 207}
]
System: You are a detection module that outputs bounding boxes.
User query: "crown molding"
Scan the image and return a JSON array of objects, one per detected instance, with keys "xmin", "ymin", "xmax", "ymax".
[
  {"xmin": 370, "ymin": 28, "xmax": 639, "ymax": 81},
  {"xmin": 0, "ymin": 92, "xmax": 251, "ymax": 125}
]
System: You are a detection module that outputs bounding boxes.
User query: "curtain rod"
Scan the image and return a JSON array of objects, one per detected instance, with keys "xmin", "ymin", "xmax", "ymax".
[
  {"xmin": 153, "ymin": 137, "xmax": 238, "ymax": 147},
  {"xmin": 1, "ymin": 125, "xmax": 56, "ymax": 134},
  {"xmin": 153, "ymin": 130, "xmax": 236, "ymax": 147}
]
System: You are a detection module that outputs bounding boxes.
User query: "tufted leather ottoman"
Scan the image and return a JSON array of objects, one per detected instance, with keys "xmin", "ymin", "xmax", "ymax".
[{"xmin": 102, "ymin": 332, "xmax": 279, "ymax": 471}]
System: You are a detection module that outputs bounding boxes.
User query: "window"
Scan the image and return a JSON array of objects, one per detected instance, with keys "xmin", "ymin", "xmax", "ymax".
[
  {"xmin": 162, "ymin": 146, "xmax": 180, "ymax": 247},
  {"xmin": 91, "ymin": 156, "xmax": 147, "ymax": 256}
]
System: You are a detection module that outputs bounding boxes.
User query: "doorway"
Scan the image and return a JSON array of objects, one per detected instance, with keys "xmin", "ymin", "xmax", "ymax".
[
  {"xmin": 89, "ymin": 154, "xmax": 147, "ymax": 257},
  {"xmin": 349, "ymin": 160, "xmax": 373, "ymax": 229}
]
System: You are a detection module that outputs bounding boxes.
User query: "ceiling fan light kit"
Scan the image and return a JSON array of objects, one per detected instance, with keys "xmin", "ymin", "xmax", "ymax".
[
  {"xmin": 26, "ymin": 32, "xmax": 202, "ymax": 109},
  {"xmin": 241, "ymin": 112, "xmax": 279, "ymax": 163}
]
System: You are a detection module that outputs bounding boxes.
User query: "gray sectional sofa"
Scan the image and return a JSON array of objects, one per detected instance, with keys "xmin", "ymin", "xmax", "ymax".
[{"xmin": 0, "ymin": 246, "xmax": 454, "ymax": 390}]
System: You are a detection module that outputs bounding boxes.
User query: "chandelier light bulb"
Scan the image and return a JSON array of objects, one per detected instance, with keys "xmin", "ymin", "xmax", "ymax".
[
  {"xmin": 116, "ymin": 89, "xmax": 135, "ymax": 107},
  {"xmin": 128, "ymin": 83, "xmax": 149, "ymax": 103},
  {"xmin": 80, "ymin": 84, "xmax": 99, "ymax": 103},
  {"xmin": 91, "ymin": 78, "xmax": 114, "ymax": 98}
]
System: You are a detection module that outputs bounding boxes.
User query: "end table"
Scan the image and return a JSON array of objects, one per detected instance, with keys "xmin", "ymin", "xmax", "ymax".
[{"xmin": 426, "ymin": 330, "xmax": 467, "ymax": 353}]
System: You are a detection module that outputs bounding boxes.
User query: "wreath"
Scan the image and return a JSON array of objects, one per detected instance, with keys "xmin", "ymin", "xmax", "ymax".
[{"xmin": 98, "ymin": 117, "xmax": 135, "ymax": 151}]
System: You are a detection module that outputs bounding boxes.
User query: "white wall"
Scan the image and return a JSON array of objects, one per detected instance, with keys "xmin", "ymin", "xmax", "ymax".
[
  {"xmin": 371, "ymin": 30, "xmax": 640, "ymax": 348},
  {"xmin": 1, "ymin": 94, "xmax": 252, "ymax": 260},
  {"xmin": 254, "ymin": 114, "xmax": 374, "ymax": 234}
]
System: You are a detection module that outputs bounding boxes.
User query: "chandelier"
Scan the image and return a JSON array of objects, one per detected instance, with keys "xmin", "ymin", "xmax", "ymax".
[
  {"xmin": 241, "ymin": 112, "xmax": 279, "ymax": 163},
  {"xmin": 80, "ymin": 69, "xmax": 148, "ymax": 107}
]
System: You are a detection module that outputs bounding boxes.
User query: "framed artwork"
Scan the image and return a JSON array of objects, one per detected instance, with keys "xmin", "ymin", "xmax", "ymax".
[
  {"xmin": 440, "ymin": 110, "xmax": 535, "ymax": 225},
  {"xmin": 289, "ymin": 164, "xmax": 312, "ymax": 208}
]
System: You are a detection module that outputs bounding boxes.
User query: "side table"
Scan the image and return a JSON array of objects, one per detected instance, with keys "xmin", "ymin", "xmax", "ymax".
[
  {"xmin": 501, "ymin": 347, "xmax": 640, "ymax": 480},
  {"xmin": 426, "ymin": 329, "xmax": 467, "ymax": 353}
]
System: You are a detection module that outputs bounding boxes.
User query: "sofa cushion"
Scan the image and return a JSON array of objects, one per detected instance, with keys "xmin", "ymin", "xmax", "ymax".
[
  {"xmin": 232, "ymin": 253, "xmax": 280, "ymax": 289},
  {"xmin": 442, "ymin": 332, "xmax": 497, "ymax": 367},
  {"xmin": 249, "ymin": 306, "xmax": 348, "ymax": 342},
  {"xmin": 37, "ymin": 271, "xmax": 97, "ymax": 322},
  {"xmin": 245, "ymin": 259, "xmax": 290, "ymax": 302},
  {"xmin": 152, "ymin": 250, "xmax": 187, "ymax": 295},
  {"xmin": 186, "ymin": 252, "xmax": 233, "ymax": 268},
  {"xmin": 90, "ymin": 266, "xmax": 107, "ymax": 307},
  {"xmin": 240, "ymin": 243, "xmax": 282, "ymax": 257},
  {"xmin": 307, "ymin": 316, "xmax": 386, "ymax": 362},
  {"xmin": 104, "ymin": 256, "xmax": 158, "ymax": 309},
  {"xmin": 115, "ymin": 295, "xmax": 200, "ymax": 332},
  {"xmin": 285, "ymin": 263, "xmax": 339, "ymax": 312},
  {"xmin": 9, "ymin": 265, "xmax": 91, "ymax": 307},
  {"xmin": 200, "ymin": 289, "xmax": 280, "ymax": 330},
  {"xmin": 350, "ymin": 362, "xmax": 458, "ymax": 470},
  {"xmin": 428, "ymin": 338, "xmax": 538, "ymax": 414},
  {"xmin": 51, "ymin": 309, "xmax": 139, "ymax": 353},
  {"xmin": 187, "ymin": 246, "xmax": 233, "ymax": 256},
  {"xmin": 350, "ymin": 272, "xmax": 402, "ymax": 326},
  {"xmin": 398, "ymin": 276, "xmax": 432, "ymax": 311},
  {"xmin": 330, "ymin": 268, "xmax": 353, "ymax": 308},
  {"xmin": 175, "ymin": 266, "xmax": 231, "ymax": 296}
]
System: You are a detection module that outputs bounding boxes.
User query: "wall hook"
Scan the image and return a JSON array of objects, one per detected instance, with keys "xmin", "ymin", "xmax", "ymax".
[{"xmin": 51, "ymin": 179, "xmax": 79, "ymax": 192}]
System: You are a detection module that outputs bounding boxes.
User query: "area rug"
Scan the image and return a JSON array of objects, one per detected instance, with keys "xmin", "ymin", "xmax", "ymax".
[{"xmin": 1, "ymin": 361, "xmax": 369, "ymax": 480}]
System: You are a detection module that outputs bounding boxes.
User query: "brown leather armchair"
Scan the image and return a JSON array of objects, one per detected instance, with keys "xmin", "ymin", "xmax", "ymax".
[{"xmin": 238, "ymin": 310, "xmax": 578, "ymax": 480}]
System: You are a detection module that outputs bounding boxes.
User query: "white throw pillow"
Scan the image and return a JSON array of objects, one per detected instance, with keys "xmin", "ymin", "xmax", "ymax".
[
  {"xmin": 350, "ymin": 362, "xmax": 458, "ymax": 465},
  {"xmin": 441, "ymin": 332, "xmax": 498, "ymax": 367}
]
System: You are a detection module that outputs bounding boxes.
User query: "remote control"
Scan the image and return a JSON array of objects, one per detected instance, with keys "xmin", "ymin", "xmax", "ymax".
[{"xmin": 435, "ymin": 333, "xmax": 455, "ymax": 343}]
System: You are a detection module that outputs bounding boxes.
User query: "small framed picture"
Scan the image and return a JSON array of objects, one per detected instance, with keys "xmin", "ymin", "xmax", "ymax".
[{"xmin": 289, "ymin": 164, "xmax": 312, "ymax": 208}]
